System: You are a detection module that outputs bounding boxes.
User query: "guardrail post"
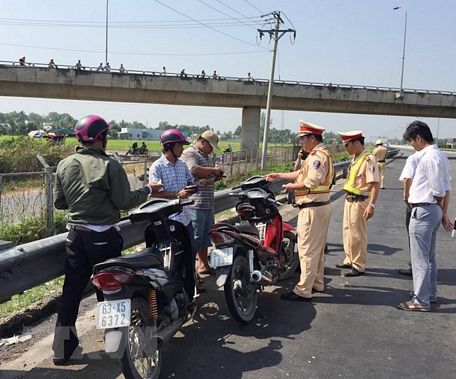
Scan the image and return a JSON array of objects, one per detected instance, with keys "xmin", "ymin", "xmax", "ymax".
[
  {"xmin": 143, "ymin": 158, "xmax": 148, "ymax": 184},
  {"xmin": 44, "ymin": 167, "xmax": 54, "ymax": 237},
  {"xmin": 244, "ymin": 149, "xmax": 248, "ymax": 173},
  {"xmin": 36, "ymin": 154, "xmax": 54, "ymax": 237},
  {"xmin": 0, "ymin": 175, "xmax": 3, "ymax": 222}
]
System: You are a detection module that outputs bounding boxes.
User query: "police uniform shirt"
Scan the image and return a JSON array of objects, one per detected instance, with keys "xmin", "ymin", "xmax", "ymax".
[
  {"xmin": 348, "ymin": 151, "xmax": 380, "ymax": 192},
  {"xmin": 294, "ymin": 143, "xmax": 332, "ymax": 204},
  {"xmin": 373, "ymin": 145, "xmax": 388, "ymax": 162}
]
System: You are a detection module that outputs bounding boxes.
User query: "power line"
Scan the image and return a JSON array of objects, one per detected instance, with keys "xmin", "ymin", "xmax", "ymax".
[
  {"xmin": 197, "ymin": 0, "xmax": 260, "ymax": 31},
  {"xmin": 154, "ymin": 0, "xmax": 265, "ymax": 49},
  {"xmin": 0, "ymin": 41, "xmax": 267, "ymax": 57},
  {"xmin": 0, "ymin": 16, "xmax": 264, "ymax": 24},
  {"xmin": 0, "ymin": 19, "xmax": 262, "ymax": 29},
  {"xmin": 215, "ymin": 0, "xmax": 251, "ymax": 19},
  {"xmin": 243, "ymin": 0, "xmax": 263, "ymax": 14}
]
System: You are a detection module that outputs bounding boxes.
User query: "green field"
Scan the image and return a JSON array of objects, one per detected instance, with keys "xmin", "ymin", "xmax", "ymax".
[{"xmin": 0, "ymin": 135, "xmax": 242, "ymax": 153}]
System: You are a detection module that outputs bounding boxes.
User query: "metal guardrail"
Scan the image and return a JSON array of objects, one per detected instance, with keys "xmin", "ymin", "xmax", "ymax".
[
  {"xmin": 1, "ymin": 60, "xmax": 455, "ymax": 96},
  {"xmin": 0, "ymin": 149, "xmax": 399, "ymax": 303}
]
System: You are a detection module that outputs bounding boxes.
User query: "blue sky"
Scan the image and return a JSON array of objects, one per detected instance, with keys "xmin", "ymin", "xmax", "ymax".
[{"xmin": 1, "ymin": 0, "xmax": 455, "ymax": 140}]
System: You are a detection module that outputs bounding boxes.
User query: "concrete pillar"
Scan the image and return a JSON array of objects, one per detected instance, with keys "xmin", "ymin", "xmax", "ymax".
[{"xmin": 240, "ymin": 106, "xmax": 261, "ymax": 150}]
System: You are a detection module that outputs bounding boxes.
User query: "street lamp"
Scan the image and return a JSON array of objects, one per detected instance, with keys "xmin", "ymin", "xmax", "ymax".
[
  {"xmin": 105, "ymin": 0, "xmax": 109, "ymax": 64},
  {"xmin": 393, "ymin": 6, "xmax": 407, "ymax": 94}
]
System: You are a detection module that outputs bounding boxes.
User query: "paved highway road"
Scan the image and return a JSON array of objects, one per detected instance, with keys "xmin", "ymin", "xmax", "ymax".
[{"xmin": 1, "ymin": 151, "xmax": 455, "ymax": 378}]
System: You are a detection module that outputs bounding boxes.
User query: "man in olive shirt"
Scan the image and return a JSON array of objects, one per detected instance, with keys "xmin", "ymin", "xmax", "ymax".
[{"xmin": 52, "ymin": 115, "xmax": 160, "ymax": 365}]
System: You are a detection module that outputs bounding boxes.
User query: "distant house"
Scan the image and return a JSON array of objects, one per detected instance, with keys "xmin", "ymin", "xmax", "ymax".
[
  {"xmin": 445, "ymin": 138, "xmax": 456, "ymax": 149},
  {"xmin": 42, "ymin": 122, "xmax": 54, "ymax": 131},
  {"xmin": 118, "ymin": 128, "xmax": 161, "ymax": 141}
]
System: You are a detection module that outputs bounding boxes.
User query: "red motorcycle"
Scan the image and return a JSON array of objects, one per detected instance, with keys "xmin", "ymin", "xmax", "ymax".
[{"xmin": 208, "ymin": 176, "xmax": 298, "ymax": 323}]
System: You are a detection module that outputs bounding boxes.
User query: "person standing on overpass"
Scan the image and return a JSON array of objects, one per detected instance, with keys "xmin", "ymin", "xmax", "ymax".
[
  {"xmin": 337, "ymin": 131, "xmax": 380, "ymax": 277},
  {"xmin": 373, "ymin": 139, "xmax": 388, "ymax": 189},
  {"xmin": 267, "ymin": 121, "xmax": 334, "ymax": 301},
  {"xmin": 397, "ymin": 121, "xmax": 452, "ymax": 312},
  {"xmin": 52, "ymin": 115, "xmax": 161, "ymax": 365}
]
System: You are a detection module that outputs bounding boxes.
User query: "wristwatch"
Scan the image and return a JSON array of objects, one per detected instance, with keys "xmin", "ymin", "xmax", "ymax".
[{"xmin": 369, "ymin": 203, "xmax": 376, "ymax": 209}]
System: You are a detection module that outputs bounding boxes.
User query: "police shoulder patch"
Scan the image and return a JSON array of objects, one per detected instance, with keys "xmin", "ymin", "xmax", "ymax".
[{"xmin": 313, "ymin": 160, "xmax": 321, "ymax": 169}]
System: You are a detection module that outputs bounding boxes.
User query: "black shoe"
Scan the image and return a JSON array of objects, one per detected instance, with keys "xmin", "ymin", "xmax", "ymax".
[
  {"xmin": 280, "ymin": 292, "xmax": 312, "ymax": 302},
  {"xmin": 398, "ymin": 268, "xmax": 413, "ymax": 277},
  {"xmin": 344, "ymin": 268, "xmax": 365, "ymax": 277},
  {"xmin": 312, "ymin": 288, "xmax": 324, "ymax": 293},
  {"xmin": 336, "ymin": 263, "xmax": 352, "ymax": 269},
  {"xmin": 53, "ymin": 346, "xmax": 82, "ymax": 366}
]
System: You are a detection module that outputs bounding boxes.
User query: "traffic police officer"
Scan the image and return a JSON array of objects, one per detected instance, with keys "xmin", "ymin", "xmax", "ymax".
[
  {"xmin": 337, "ymin": 131, "xmax": 380, "ymax": 277},
  {"xmin": 373, "ymin": 138, "xmax": 388, "ymax": 189},
  {"xmin": 267, "ymin": 121, "xmax": 334, "ymax": 301}
]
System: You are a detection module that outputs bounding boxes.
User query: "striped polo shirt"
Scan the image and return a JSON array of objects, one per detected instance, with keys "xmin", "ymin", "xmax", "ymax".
[{"xmin": 181, "ymin": 146, "xmax": 215, "ymax": 209}]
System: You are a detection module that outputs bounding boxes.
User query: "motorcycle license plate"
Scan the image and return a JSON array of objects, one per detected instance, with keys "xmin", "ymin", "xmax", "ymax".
[
  {"xmin": 210, "ymin": 247, "xmax": 234, "ymax": 268},
  {"xmin": 96, "ymin": 299, "xmax": 131, "ymax": 329}
]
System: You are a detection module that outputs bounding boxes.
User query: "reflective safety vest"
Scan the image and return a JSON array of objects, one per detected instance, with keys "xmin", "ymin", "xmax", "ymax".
[
  {"xmin": 295, "ymin": 147, "xmax": 334, "ymax": 196},
  {"xmin": 343, "ymin": 151, "xmax": 370, "ymax": 196}
]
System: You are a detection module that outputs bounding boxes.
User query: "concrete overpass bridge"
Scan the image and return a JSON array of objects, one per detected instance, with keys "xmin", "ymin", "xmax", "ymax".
[{"xmin": 1, "ymin": 61, "xmax": 456, "ymax": 149}]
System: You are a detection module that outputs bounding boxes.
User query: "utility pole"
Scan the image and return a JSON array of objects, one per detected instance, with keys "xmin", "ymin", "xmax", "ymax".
[
  {"xmin": 259, "ymin": 11, "xmax": 295, "ymax": 170},
  {"xmin": 105, "ymin": 0, "xmax": 109, "ymax": 64}
]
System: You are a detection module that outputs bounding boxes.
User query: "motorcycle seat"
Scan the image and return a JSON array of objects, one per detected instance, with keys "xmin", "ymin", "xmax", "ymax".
[
  {"xmin": 95, "ymin": 247, "xmax": 163, "ymax": 271},
  {"xmin": 234, "ymin": 223, "xmax": 259, "ymax": 237}
]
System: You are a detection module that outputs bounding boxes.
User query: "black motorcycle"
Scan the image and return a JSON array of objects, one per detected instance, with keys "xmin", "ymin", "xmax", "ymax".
[{"xmin": 92, "ymin": 198, "xmax": 195, "ymax": 379}]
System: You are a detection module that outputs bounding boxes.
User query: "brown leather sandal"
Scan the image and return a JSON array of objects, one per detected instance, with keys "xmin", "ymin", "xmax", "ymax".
[{"xmin": 396, "ymin": 300, "xmax": 430, "ymax": 312}]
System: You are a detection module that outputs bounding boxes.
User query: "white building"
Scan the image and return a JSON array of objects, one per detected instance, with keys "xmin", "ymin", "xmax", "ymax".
[{"xmin": 118, "ymin": 128, "xmax": 161, "ymax": 140}]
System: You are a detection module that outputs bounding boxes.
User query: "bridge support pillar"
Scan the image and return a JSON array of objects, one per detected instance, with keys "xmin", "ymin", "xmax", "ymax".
[{"xmin": 240, "ymin": 106, "xmax": 261, "ymax": 150}]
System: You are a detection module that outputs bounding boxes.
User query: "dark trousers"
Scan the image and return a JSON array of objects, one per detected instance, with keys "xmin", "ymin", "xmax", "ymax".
[
  {"xmin": 52, "ymin": 227, "xmax": 123, "ymax": 359},
  {"xmin": 406, "ymin": 205, "xmax": 412, "ymax": 267}
]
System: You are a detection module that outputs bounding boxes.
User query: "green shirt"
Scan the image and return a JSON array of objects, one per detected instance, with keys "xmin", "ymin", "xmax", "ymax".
[{"xmin": 54, "ymin": 146, "xmax": 150, "ymax": 225}]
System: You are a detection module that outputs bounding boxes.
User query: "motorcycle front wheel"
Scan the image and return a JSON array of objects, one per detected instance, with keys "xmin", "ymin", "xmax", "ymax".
[
  {"xmin": 121, "ymin": 297, "xmax": 161, "ymax": 379},
  {"xmin": 224, "ymin": 254, "xmax": 257, "ymax": 323},
  {"xmin": 279, "ymin": 231, "xmax": 299, "ymax": 281}
]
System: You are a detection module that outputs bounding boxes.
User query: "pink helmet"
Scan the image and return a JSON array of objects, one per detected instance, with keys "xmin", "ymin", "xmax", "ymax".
[
  {"xmin": 160, "ymin": 129, "xmax": 190, "ymax": 146},
  {"xmin": 74, "ymin": 115, "xmax": 110, "ymax": 143}
]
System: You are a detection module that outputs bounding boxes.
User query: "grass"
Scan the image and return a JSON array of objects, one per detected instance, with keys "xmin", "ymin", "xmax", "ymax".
[
  {"xmin": 0, "ymin": 276, "xmax": 65, "ymax": 321},
  {"xmin": 0, "ymin": 135, "xmax": 281, "ymax": 154}
]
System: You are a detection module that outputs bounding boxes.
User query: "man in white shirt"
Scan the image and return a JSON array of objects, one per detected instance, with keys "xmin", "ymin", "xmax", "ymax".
[
  {"xmin": 398, "ymin": 152, "xmax": 422, "ymax": 276},
  {"xmin": 397, "ymin": 121, "xmax": 452, "ymax": 312}
]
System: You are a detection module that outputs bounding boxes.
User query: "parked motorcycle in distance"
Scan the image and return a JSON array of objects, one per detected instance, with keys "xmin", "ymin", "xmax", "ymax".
[
  {"xmin": 92, "ymin": 198, "xmax": 195, "ymax": 379},
  {"xmin": 208, "ymin": 176, "xmax": 298, "ymax": 323}
]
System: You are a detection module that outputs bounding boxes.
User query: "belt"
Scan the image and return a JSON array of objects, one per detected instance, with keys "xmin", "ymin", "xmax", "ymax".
[
  {"xmin": 69, "ymin": 225, "xmax": 115, "ymax": 233},
  {"xmin": 378, "ymin": 160, "xmax": 386, "ymax": 163},
  {"xmin": 69, "ymin": 224, "xmax": 96, "ymax": 232},
  {"xmin": 410, "ymin": 203, "xmax": 435, "ymax": 208},
  {"xmin": 295, "ymin": 201, "xmax": 330, "ymax": 209},
  {"xmin": 346, "ymin": 195, "xmax": 368, "ymax": 202}
]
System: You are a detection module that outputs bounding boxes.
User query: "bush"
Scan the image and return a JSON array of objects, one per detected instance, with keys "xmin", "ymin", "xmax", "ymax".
[
  {"xmin": 0, "ymin": 211, "xmax": 69, "ymax": 245},
  {"xmin": 0, "ymin": 137, "xmax": 73, "ymax": 173}
]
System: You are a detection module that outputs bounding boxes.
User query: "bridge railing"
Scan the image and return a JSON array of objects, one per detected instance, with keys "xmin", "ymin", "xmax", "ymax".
[
  {"xmin": 1, "ymin": 60, "xmax": 455, "ymax": 96},
  {"xmin": 0, "ymin": 149, "xmax": 399, "ymax": 304}
]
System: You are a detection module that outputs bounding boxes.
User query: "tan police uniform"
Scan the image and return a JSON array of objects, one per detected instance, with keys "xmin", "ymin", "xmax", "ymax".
[
  {"xmin": 373, "ymin": 140, "xmax": 388, "ymax": 189},
  {"xmin": 339, "ymin": 140, "xmax": 379, "ymax": 272},
  {"xmin": 292, "ymin": 121, "xmax": 334, "ymax": 298}
]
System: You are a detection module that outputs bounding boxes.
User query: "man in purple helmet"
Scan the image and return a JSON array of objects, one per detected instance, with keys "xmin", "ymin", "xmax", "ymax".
[
  {"xmin": 149, "ymin": 129, "xmax": 197, "ymax": 296},
  {"xmin": 52, "ymin": 115, "xmax": 161, "ymax": 365}
]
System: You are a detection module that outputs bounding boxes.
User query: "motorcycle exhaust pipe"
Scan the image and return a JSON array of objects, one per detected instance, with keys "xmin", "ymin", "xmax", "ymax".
[
  {"xmin": 155, "ymin": 319, "xmax": 185, "ymax": 347},
  {"xmin": 250, "ymin": 270, "xmax": 262, "ymax": 283}
]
